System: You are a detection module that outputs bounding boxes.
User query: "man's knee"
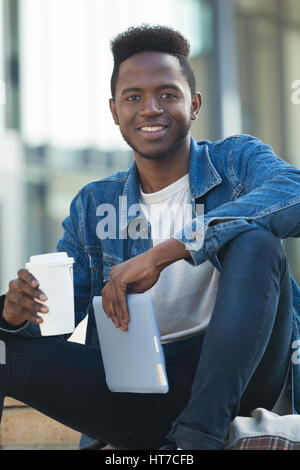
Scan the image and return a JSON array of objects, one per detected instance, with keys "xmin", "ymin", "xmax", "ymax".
[
  {"xmin": 235, "ymin": 228, "xmax": 282, "ymax": 252},
  {"xmin": 219, "ymin": 229, "xmax": 284, "ymax": 266}
]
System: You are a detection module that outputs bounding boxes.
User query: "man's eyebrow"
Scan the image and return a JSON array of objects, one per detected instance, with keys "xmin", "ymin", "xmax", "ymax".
[
  {"xmin": 157, "ymin": 84, "xmax": 181, "ymax": 92},
  {"xmin": 120, "ymin": 84, "xmax": 182, "ymax": 96},
  {"xmin": 121, "ymin": 87, "xmax": 143, "ymax": 96}
]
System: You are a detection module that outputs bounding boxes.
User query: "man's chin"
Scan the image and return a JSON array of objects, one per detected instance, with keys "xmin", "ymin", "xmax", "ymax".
[
  {"xmin": 125, "ymin": 138, "xmax": 187, "ymax": 161},
  {"xmin": 135, "ymin": 148, "xmax": 174, "ymax": 160}
]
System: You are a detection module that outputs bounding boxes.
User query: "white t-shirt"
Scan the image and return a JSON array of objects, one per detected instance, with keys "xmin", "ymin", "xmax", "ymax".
[{"xmin": 139, "ymin": 174, "xmax": 220, "ymax": 344}]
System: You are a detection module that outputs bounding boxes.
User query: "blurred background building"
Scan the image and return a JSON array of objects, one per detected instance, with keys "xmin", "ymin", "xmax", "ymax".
[{"xmin": 1, "ymin": 0, "xmax": 300, "ymax": 295}]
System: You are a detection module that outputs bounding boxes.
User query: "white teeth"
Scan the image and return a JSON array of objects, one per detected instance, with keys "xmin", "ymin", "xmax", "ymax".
[{"xmin": 141, "ymin": 126, "xmax": 165, "ymax": 132}]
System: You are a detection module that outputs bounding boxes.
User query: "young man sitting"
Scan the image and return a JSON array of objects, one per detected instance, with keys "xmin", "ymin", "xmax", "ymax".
[{"xmin": 0, "ymin": 25, "xmax": 300, "ymax": 450}]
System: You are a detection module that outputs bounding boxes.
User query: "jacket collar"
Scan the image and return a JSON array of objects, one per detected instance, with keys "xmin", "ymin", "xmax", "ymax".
[
  {"xmin": 120, "ymin": 136, "xmax": 222, "ymax": 232},
  {"xmin": 188, "ymin": 136, "xmax": 222, "ymax": 200}
]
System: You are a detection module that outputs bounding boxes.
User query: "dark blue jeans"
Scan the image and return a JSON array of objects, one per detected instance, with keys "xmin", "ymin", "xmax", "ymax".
[{"xmin": 0, "ymin": 230, "xmax": 293, "ymax": 450}]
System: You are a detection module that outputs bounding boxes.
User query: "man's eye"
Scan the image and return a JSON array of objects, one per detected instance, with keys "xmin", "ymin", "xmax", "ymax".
[
  {"xmin": 161, "ymin": 93, "xmax": 177, "ymax": 99},
  {"xmin": 126, "ymin": 95, "xmax": 140, "ymax": 102}
]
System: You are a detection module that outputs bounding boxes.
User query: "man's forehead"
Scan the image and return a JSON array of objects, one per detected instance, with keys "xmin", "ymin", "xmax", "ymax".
[
  {"xmin": 120, "ymin": 51, "xmax": 180, "ymax": 68},
  {"xmin": 116, "ymin": 51, "xmax": 184, "ymax": 89}
]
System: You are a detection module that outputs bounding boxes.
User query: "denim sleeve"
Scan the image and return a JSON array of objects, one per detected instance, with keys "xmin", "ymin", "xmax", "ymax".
[
  {"xmin": 174, "ymin": 135, "xmax": 300, "ymax": 267},
  {"xmin": 56, "ymin": 192, "xmax": 92, "ymax": 339}
]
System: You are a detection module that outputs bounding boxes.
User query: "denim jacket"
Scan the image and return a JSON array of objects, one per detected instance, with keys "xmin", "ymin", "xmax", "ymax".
[{"xmin": 1, "ymin": 134, "xmax": 300, "ymax": 413}]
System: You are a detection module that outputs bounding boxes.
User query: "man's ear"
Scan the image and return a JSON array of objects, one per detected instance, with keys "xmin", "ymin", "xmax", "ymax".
[
  {"xmin": 109, "ymin": 98, "xmax": 119, "ymax": 125},
  {"xmin": 191, "ymin": 92, "xmax": 202, "ymax": 121}
]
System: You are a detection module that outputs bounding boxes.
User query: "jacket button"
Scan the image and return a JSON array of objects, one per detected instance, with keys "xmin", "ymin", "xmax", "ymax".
[{"xmin": 191, "ymin": 232, "xmax": 201, "ymax": 242}]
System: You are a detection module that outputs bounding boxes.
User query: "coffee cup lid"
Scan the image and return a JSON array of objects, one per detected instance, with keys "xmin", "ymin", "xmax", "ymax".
[{"xmin": 26, "ymin": 252, "xmax": 74, "ymax": 269}]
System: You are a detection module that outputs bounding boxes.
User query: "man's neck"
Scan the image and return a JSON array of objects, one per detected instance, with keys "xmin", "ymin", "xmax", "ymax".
[{"xmin": 134, "ymin": 138, "xmax": 191, "ymax": 194}]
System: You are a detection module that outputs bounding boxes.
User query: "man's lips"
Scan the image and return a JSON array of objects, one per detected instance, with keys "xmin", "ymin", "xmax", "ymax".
[{"xmin": 137, "ymin": 124, "xmax": 169, "ymax": 140}]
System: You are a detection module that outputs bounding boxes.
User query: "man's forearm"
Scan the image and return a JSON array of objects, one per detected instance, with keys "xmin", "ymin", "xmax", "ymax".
[{"xmin": 149, "ymin": 238, "xmax": 191, "ymax": 272}]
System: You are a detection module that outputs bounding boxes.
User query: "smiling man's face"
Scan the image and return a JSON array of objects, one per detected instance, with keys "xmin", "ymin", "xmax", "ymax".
[{"xmin": 109, "ymin": 51, "xmax": 201, "ymax": 160}]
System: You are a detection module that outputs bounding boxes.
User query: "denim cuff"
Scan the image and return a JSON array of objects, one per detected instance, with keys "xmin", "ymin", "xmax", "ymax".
[
  {"xmin": 0, "ymin": 295, "xmax": 5, "ymax": 315},
  {"xmin": 167, "ymin": 422, "xmax": 225, "ymax": 450}
]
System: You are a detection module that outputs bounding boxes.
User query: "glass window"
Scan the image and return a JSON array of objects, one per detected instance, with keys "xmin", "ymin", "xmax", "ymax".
[
  {"xmin": 283, "ymin": 0, "xmax": 300, "ymax": 22},
  {"xmin": 235, "ymin": 0, "xmax": 300, "ymax": 283},
  {"xmin": 236, "ymin": 15, "xmax": 282, "ymax": 154},
  {"xmin": 282, "ymin": 28, "xmax": 300, "ymax": 168},
  {"xmin": 236, "ymin": 0, "xmax": 279, "ymax": 15},
  {"xmin": 281, "ymin": 26, "xmax": 300, "ymax": 282},
  {"xmin": 0, "ymin": 0, "xmax": 5, "ymax": 130}
]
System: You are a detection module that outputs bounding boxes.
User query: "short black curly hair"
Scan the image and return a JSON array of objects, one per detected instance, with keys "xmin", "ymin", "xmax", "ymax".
[{"xmin": 110, "ymin": 24, "xmax": 197, "ymax": 99}]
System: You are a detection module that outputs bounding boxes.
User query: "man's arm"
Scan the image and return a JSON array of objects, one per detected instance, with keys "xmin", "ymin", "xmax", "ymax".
[
  {"xmin": 101, "ymin": 136, "xmax": 300, "ymax": 329},
  {"xmin": 101, "ymin": 238, "xmax": 189, "ymax": 331},
  {"xmin": 0, "ymin": 192, "xmax": 93, "ymax": 337},
  {"xmin": 175, "ymin": 135, "xmax": 300, "ymax": 268},
  {"xmin": 55, "ymin": 193, "xmax": 93, "ymax": 338}
]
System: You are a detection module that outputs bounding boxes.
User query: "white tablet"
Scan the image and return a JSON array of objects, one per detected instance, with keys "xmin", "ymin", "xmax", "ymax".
[{"xmin": 92, "ymin": 293, "xmax": 169, "ymax": 394}]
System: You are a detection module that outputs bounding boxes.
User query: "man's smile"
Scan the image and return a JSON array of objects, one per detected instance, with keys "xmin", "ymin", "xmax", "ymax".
[{"xmin": 137, "ymin": 123, "xmax": 169, "ymax": 140}]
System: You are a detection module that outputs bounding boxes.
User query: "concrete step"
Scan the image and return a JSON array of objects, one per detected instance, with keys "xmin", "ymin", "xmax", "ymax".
[
  {"xmin": 0, "ymin": 324, "xmax": 94, "ymax": 450},
  {"xmin": 0, "ymin": 398, "xmax": 81, "ymax": 450},
  {"xmin": 3, "ymin": 398, "xmax": 24, "ymax": 408}
]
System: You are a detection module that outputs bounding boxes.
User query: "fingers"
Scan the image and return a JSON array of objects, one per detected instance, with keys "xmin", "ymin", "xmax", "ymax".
[
  {"xmin": 112, "ymin": 299, "xmax": 129, "ymax": 331},
  {"xmin": 107, "ymin": 300, "xmax": 121, "ymax": 329},
  {"xmin": 12, "ymin": 277, "xmax": 47, "ymax": 302},
  {"xmin": 18, "ymin": 269, "xmax": 39, "ymax": 288},
  {"xmin": 3, "ymin": 270, "xmax": 49, "ymax": 326},
  {"xmin": 117, "ymin": 293, "xmax": 130, "ymax": 331},
  {"xmin": 4, "ymin": 299, "xmax": 45, "ymax": 325},
  {"xmin": 10, "ymin": 291, "xmax": 48, "ymax": 314},
  {"xmin": 102, "ymin": 285, "xmax": 130, "ymax": 332}
]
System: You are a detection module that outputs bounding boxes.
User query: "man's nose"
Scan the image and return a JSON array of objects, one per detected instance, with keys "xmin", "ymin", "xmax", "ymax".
[{"xmin": 140, "ymin": 96, "xmax": 163, "ymax": 116}]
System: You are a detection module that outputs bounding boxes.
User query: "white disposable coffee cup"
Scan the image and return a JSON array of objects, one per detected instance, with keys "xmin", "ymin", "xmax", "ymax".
[{"xmin": 25, "ymin": 252, "xmax": 75, "ymax": 336}]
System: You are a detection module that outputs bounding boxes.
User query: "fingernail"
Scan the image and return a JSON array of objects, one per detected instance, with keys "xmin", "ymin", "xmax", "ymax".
[
  {"xmin": 41, "ymin": 306, "xmax": 49, "ymax": 313},
  {"xmin": 39, "ymin": 294, "xmax": 47, "ymax": 301}
]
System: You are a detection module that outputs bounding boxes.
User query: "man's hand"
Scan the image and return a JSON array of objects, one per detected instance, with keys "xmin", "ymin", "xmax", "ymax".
[
  {"xmin": 101, "ymin": 251, "xmax": 161, "ymax": 331},
  {"xmin": 2, "ymin": 270, "xmax": 49, "ymax": 327},
  {"xmin": 101, "ymin": 238, "xmax": 190, "ymax": 331}
]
